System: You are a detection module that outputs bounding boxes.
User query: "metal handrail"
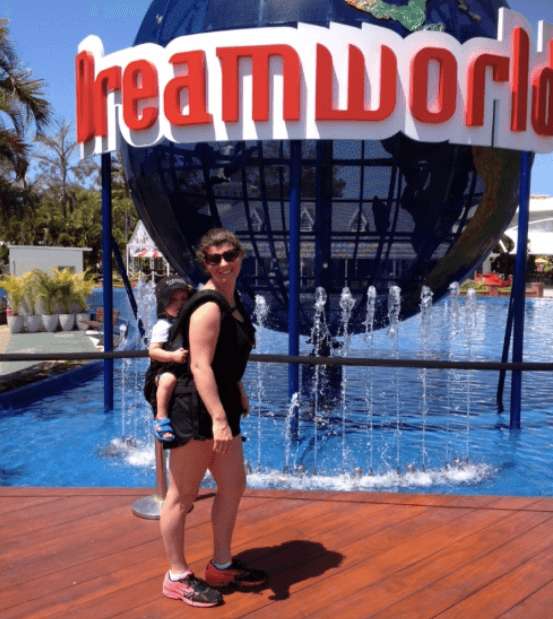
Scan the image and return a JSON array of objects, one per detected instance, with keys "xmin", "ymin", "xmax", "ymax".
[
  {"xmin": 4, "ymin": 347, "xmax": 551, "ymax": 520},
  {"xmin": 1, "ymin": 350, "xmax": 553, "ymax": 372}
]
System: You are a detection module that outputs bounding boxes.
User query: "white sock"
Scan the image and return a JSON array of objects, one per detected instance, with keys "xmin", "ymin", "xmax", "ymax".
[
  {"xmin": 213, "ymin": 560, "xmax": 232, "ymax": 570},
  {"xmin": 169, "ymin": 569, "xmax": 192, "ymax": 581}
]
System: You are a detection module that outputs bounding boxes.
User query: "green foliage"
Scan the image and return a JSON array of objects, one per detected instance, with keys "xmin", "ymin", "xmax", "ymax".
[
  {"xmin": 0, "ymin": 19, "xmax": 50, "ymax": 181},
  {"xmin": 71, "ymin": 271, "xmax": 96, "ymax": 312},
  {"xmin": 21, "ymin": 270, "xmax": 39, "ymax": 314},
  {"xmin": 0, "ymin": 25, "xmax": 137, "ymax": 280},
  {"xmin": 51, "ymin": 268, "xmax": 75, "ymax": 313},
  {"xmin": 460, "ymin": 279, "xmax": 489, "ymax": 293},
  {"xmin": 33, "ymin": 269, "xmax": 60, "ymax": 315},
  {"xmin": 1, "ymin": 122, "xmax": 138, "ymax": 272},
  {"xmin": 0, "ymin": 273, "xmax": 25, "ymax": 313}
]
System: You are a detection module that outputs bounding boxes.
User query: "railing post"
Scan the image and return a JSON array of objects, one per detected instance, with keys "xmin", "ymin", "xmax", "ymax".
[
  {"xmin": 509, "ymin": 152, "xmax": 532, "ymax": 429},
  {"xmin": 288, "ymin": 141, "xmax": 302, "ymax": 438},
  {"xmin": 132, "ymin": 441, "xmax": 168, "ymax": 520},
  {"xmin": 101, "ymin": 153, "xmax": 114, "ymax": 411}
]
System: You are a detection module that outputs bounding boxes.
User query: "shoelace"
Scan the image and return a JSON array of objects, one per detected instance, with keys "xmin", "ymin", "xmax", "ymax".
[{"xmin": 182, "ymin": 574, "xmax": 204, "ymax": 587}]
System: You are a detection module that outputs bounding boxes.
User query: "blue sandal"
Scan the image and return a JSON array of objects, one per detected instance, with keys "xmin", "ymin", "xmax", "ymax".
[{"xmin": 154, "ymin": 418, "xmax": 176, "ymax": 443}]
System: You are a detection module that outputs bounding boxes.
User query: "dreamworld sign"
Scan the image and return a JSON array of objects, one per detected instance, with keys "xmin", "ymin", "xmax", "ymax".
[{"xmin": 76, "ymin": 8, "xmax": 553, "ymax": 158}]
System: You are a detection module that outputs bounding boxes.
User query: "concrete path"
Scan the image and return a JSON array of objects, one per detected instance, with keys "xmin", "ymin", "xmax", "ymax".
[{"xmin": 0, "ymin": 327, "xmax": 98, "ymax": 377}]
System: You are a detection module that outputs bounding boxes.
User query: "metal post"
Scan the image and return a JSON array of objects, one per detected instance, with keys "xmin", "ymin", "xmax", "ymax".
[
  {"xmin": 496, "ymin": 292, "xmax": 514, "ymax": 413},
  {"xmin": 101, "ymin": 153, "xmax": 114, "ymax": 411},
  {"xmin": 509, "ymin": 152, "xmax": 532, "ymax": 429},
  {"xmin": 112, "ymin": 236, "xmax": 145, "ymax": 339},
  {"xmin": 288, "ymin": 141, "xmax": 302, "ymax": 437},
  {"xmin": 132, "ymin": 441, "xmax": 168, "ymax": 520},
  {"xmin": 314, "ymin": 141, "xmax": 333, "ymax": 291}
]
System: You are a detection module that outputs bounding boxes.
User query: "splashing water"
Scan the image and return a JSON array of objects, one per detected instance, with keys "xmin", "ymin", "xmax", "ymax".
[
  {"xmin": 363, "ymin": 286, "xmax": 377, "ymax": 344},
  {"xmin": 310, "ymin": 287, "xmax": 330, "ymax": 473},
  {"xmin": 284, "ymin": 393, "xmax": 300, "ymax": 472},
  {"xmin": 119, "ymin": 274, "xmax": 156, "ymax": 454},
  {"xmin": 363, "ymin": 286, "xmax": 377, "ymax": 473},
  {"xmin": 246, "ymin": 461, "xmax": 496, "ymax": 491},
  {"xmin": 388, "ymin": 285, "xmax": 402, "ymax": 471},
  {"xmin": 339, "ymin": 287, "xmax": 356, "ymax": 471},
  {"xmin": 387, "ymin": 285, "xmax": 401, "ymax": 338},
  {"xmin": 419, "ymin": 285, "xmax": 433, "ymax": 470},
  {"xmin": 253, "ymin": 295, "xmax": 269, "ymax": 471},
  {"xmin": 446, "ymin": 282, "xmax": 462, "ymax": 462},
  {"xmin": 134, "ymin": 275, "xmax": 157, "ymax": 342},
  {"xmin": 464, "ymin": 287, "xmax": 478, "ymax": 460}
]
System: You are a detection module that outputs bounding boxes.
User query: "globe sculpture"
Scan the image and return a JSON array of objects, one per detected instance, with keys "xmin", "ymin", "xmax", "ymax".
[{"xmin": 122, "ymin": 0, "xmax": 520, "ymax": 334}]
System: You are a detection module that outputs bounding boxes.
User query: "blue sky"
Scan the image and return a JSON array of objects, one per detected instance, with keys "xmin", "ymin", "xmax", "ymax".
[{"xmin": 4, "ymin": 0, "xmax": 553, "ymax": 194}]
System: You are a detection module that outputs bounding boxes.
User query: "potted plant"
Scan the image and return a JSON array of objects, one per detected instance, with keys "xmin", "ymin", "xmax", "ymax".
[
  {"xmin": 21, "ymin": 271, "xmax": 43, "ymax": 333},
  {"xmin": 0, "ymin": 274, "xmax": 25, "ymax": 333},
  {"xmin": 34, "ymin": 270, "xmax": 60, "ymax": 332},
  {"xmin": 73, "ymin": 272, "xmax": 96, "ymax": 330},
  {"xmin": 53, "ymin": 268, "xmax": 76, "ymax": 331}
]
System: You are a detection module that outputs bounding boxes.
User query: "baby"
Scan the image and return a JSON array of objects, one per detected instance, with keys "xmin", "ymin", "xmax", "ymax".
[{"xmin": 146, "ymin": 276, "xmax": 193, "ymax": 442}]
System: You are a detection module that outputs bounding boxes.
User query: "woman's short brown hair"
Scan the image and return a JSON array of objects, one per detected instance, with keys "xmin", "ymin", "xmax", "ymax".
[{"xmin": 196, "ymin": 228, "xmax": 243, "ymax": 265}]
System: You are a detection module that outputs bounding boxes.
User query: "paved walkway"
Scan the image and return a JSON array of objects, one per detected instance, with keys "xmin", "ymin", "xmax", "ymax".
[
  {"xmin": 0, "ymin": 325, "xmax": 9, "ymax": 355},
  {"xmin": 0, "ymin": 327, "xmax": 98, "ymax": 377}
]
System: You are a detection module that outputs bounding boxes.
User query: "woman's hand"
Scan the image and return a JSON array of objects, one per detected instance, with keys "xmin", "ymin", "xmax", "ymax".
[{"xmin": 212, "ymin": 418, "xmax": 233, "ymax": 453}]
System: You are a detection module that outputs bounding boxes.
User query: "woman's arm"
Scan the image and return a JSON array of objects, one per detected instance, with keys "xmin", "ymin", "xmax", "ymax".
[{"xmin": 189, "ymin": 302, "xmax": 233, "ymax": 452}]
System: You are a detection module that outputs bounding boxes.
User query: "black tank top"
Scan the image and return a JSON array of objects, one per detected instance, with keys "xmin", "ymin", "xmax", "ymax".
[{"xmin": 170, "ymin": 289, "xmax": 255, "ymax": 440}]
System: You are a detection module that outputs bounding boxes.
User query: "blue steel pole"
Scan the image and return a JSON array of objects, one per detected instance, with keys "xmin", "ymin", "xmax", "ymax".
[
  {"xmin": 509, "ymin": 151, "xmax": 532, "ymax": 429},
  {"xmin": 496, "ymin": 291, "xmax": 514, "ymax": 413},
  {"xmin": 288, "ymin": 141, "xmax": 301, "ymax": 438},
  {"xmin": 101, "ymin": 153, "xmax": 114, "ymax": 411}
]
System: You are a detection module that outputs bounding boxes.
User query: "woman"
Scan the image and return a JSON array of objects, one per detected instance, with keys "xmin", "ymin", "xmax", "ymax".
[{"xmin": 160, "ymin": 228, "xmax": 267, "ymax": 608}]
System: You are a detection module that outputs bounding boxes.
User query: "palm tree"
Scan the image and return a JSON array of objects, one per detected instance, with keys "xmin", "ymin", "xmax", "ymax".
[{"xmin": 0, "ymin": 18, "xmax": 50, "ymax": 183}]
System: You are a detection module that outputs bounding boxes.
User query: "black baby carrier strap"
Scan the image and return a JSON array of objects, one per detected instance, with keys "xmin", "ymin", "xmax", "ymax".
[{"xmin": 165, "ymin": 289, "xmax": 234, "ymax": 352}]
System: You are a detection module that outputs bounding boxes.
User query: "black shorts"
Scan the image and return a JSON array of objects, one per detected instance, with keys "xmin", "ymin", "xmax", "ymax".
[{"xmin": 166, "ymin": 376, "xmax": 242, "ymax": 450}]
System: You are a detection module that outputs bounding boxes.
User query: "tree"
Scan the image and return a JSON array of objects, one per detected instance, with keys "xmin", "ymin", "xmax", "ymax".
[
  {"xmin": 0, "ymin": 19, "xmax": 50, "ymax": 183},
  {"xmin": 34, "ymin": 118, "xmax": 96, "ymax": 218}
]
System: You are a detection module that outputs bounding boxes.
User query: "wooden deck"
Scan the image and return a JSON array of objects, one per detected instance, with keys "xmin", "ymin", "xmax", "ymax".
[{"xmin": 1, "ymin": 488, "xmax": 553, "ymax": 618}]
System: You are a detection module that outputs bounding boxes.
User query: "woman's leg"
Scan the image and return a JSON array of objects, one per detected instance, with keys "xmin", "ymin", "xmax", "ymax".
[
  {"xmin": 208, "ymin": 436, "xmax": 246, "ymax": 564},
  {"xmin": 160, "ymin": 440, "xmax": 213, "ymax": 572}
]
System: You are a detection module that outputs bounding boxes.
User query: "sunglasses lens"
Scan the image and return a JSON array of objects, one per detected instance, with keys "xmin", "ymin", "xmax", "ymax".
[
  {"xmin": 205, "ymin": 249, "xmax": 240, "ymax": 265},
  {"xmin": 223, "ymin": 249, "xmax": 239, "ymax": 262}
]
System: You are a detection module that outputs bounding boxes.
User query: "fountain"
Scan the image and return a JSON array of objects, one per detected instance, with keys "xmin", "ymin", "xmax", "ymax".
[
  {"xmin": 284, "ymin": 392, "xmax": 300, "ymax": 473},
  {"xmin": 363, "ymin": 286, "xmax": 377, "ymax": 473},
  {"xmin": 464, "ymin": 287, "xmax": 478, "ymax": 461},
  {"xmin": 339, "ymin": 287, "xmax": 356, "ymax": 471},
  {"xmin": 387, "ymin": 285, "xmax": 402, "ymax": 472},
  {"xmin": 310, "ymin": 286, "xmax": 330, "ymax": 473},
  {"xmin": 253, "ymin": 294, "xmax": 269, "ymax": 471},
  {"xmin": 419, "ymin": 285, "xmax": 433, "ymax": 470}
]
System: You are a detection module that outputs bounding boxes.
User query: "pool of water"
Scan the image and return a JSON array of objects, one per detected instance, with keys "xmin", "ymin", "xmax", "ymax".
[{"xmin": 1, "ymin": 295, "xmax": 552, "ymax": 495}]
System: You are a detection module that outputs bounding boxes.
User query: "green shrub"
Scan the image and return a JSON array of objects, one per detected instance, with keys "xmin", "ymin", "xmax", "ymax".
[{"xmin": 0, "ymin": 274, "xmax": 25, "ymax": 314}]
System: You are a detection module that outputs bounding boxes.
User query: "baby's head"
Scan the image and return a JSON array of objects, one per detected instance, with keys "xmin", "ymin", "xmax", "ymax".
[{"xmin": 155, "ymin": 277, "xmax": 194, "ymax": 317}]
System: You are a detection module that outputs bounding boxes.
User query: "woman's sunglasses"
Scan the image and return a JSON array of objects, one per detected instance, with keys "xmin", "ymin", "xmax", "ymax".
[{"xmin": 204, "ymin": 248, "xmax": 241, "ymax": 266}]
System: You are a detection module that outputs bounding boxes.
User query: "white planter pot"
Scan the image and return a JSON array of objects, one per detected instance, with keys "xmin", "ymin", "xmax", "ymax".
[
  {"xmin": 59, "ymin": 313, "xmax": 76, "ymax": 331},
  {"xmin": 76, "ymin": 312, "xmax": 90, "ymax": 330},
  {"xmin": 25, "ymin": 315, "xmax": 43, "ymax": 333},
  {"xmin": 42, "ymin": 314, "xmax": 59, "ymax": 332},
  {"xmin": 7, "ymin": 314, "xmax": 24, "ymax": 334}
]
